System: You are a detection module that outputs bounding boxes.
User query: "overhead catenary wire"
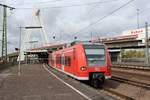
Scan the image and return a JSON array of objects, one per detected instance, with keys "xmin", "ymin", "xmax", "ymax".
[
  {"xmin": 6, "ymin": 0, "xmax": 61, "ymax": 6},
  {"xmin": 6, "ymin": 0, "xmax": 82, "ymax": 5},
  {"xmin": 85, "ymin": 3, "xmax": 101, "ymax": 16},
  {"xmin": 74, "ymin": 0, "xmax": 135, "ymax": 38},
  {"xmin": 9, "ymin": 0, "xmax": 119, "ymax": 6},
  {"xmin": 8, "ymin": 0, "xmax": 93, "ymax": 5},
  {"xmin": 14, "ymin": 0, "xmax": 120, "ymax": 10},
  {"xmin": 1, "ymin": 0, "xmax": 136, "ymax": 44},
  {"xmin": 85, "ymin": 0, "xmax": 122, "ymax": 16}
]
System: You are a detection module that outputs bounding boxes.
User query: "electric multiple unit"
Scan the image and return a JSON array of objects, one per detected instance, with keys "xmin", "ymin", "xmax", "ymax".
[{"xmin": 48, "ymin": 41, "xmax": 111, "ymax": 87}]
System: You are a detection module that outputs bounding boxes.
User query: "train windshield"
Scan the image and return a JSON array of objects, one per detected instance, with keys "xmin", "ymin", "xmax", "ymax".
[{"xmin": 84, "ymin": 44, "xmax": 105, "ymax": 67}]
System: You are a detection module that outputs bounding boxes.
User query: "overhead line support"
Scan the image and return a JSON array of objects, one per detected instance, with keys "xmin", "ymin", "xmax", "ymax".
[{"xmin": 0, "ymin": 3, "xmax": 15, "ymax": 61}]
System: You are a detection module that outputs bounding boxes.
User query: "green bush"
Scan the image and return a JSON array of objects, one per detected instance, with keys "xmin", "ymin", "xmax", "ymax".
[{"xmin": 122, "ymin": 50, "xmax": 145, "ymax": 58}]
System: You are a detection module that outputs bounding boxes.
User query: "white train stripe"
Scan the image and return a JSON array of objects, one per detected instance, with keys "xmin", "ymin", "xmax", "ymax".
[
  {"xmin": 52, "ymin": 65, "xmax": 88, "ymax": 80},
  {"xmin": 43, "ymin": 64, "xmax": 92, "ymax": 100}
]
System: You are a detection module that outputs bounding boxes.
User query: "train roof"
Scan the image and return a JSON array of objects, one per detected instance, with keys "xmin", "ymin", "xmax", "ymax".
[
  {"xmin": 51, "ymin": 41, "xmax": 105, "ymax": 54},
  {"xmin": 70, "ymin": 41, "xmax": 104, "ymax": 46}
]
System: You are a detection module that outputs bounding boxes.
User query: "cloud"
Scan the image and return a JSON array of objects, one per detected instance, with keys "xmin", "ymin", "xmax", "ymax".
[{"xmin": 0, "ymin": 0, "xmax": 150, "ymax": 54}]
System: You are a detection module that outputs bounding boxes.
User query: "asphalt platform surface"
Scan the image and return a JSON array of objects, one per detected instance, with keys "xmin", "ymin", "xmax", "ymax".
[{"xmin": 0, "ymin": 64, "xmax": 114, "ymax": 100}]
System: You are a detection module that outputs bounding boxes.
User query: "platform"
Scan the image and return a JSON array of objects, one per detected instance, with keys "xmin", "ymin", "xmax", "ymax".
[{"xmin": 0, "ymin": 64, "xmax": 114, "ymax": 100}]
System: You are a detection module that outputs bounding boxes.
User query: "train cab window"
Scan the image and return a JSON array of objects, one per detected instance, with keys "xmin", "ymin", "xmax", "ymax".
[
  {"xmin": 56, "ymin": 55, "xmax": 61, "ymax": 64},
  {"xmin": 56, "ymin": 57, "xmax": 58, "ymax": 64},
  {"xmin": 58, "ymin": 56, "xmax": 61, "ymax": 64},
  {"xmin": 65, "ymin": 56, "xmax": 71, "ymax": 66},
  {"xmin": 84, "ymin": 45, "xmax": 105, "ymax": 67},
  {"xmin": 61, "ymin": 56, "xmax": 65, "ymax": 65}
]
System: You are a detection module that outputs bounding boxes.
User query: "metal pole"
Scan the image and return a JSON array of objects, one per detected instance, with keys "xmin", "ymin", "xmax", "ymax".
[
  {"xmin": 18, "ymin": 26, "xmax": 22, "ymax": 76},
  {"xmin": 145, "ymin": 22, "xmax": 149, "ymax": 65},
  {"xmin": 120, "ymin": 48, "xmax": 122, "ymax": 63},
  {"xmin": 137, "ymin": 9, "xmax": 139, "ymax": 29},
  {"xmin": 2, "ymin": 6, "xmax": 7, "ymax": 61},
  {"xmin": 25, "ymin": 48, "xmax": 28, "ymax": 65},
  {"xmin": 91, "ymin": 32, "xmax": 93, "ymax": 42},
  {"xmin": 0, "ymin": 4, "xmax": 15, "ymax": 61}
]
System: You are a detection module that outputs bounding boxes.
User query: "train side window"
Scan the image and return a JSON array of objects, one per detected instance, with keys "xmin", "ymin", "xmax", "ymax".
[
  {"xmin": 52, "ymin": 59, "xmax": 54, "ymax": 65},
  {"xmin": 68, "ymin": 57, "xmax": 71, "ymax": 66},
  {"xmin": 56, "ymin": 56, "xmax": 58, "ymax": 64},
  {"xmin": 62, "ymin": 56, "xmax": 65, "ymax": 65},
  {"xmin": 56, "ymin": 55, "xmax": 61, "ymax": 64},
  {"xmin": 73, "ymin": 48, "xmax": 76, "ymax": 60},
  {"xmin": 58, "ymin": 56, "xmax": 61, "ymax": 64},
  {"xmin": 65, "ymin": 56, "xmax": 71, "ymax": 66}
]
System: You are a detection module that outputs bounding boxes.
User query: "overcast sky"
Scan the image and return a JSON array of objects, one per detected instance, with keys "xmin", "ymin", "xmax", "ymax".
[{"xmin": 0, "ymin": 0, "xmax": 150, "ymax": 54}]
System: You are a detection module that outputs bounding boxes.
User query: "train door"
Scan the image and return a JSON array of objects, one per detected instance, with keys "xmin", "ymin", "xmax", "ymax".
[
  {"xmin": 54, "ymin": 55, "xmax": 56, "ymax": 67},
  {"xmin": 61, "ymin": 53, "xmax": 65, "ymax": 71},
  {"xmin": 72, "ymin": 48, "xmax": 76, "ymax": 75}
]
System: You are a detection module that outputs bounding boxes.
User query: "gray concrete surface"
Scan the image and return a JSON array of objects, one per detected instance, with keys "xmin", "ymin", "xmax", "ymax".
[
  {"xmin": 0, "ymin": 64, "xmax": 86, "ymax": 100},
  {"xmin": 0, "ymin": 64, "xmax": 115, "ymax": 100}
]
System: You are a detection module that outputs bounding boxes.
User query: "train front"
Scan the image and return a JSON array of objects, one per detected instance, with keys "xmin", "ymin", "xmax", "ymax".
[{"xmin": 82, "ymin": 43, "xmax": 112, "ymax": 87}]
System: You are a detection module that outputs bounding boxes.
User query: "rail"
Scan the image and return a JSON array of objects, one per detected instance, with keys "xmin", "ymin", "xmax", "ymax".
[
  {"xmin": 45, "ymin": 64, "xmax": 135, "ymax": 100},
  {"xmin": 111, "ymin": 76, "xmax": 150, "ymax": 90},
  {"xmin": 112, "ymin": 63, "xmax": 150, "ymax": 71},
  {"xmin": 102, "ymin": 88, "xmax": 134, "ymax": 100}
]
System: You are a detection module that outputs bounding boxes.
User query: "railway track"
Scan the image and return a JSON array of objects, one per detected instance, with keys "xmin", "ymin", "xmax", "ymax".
[
  {"xmin": 101, "ymin": 88, "xmax": 134, "ymax": 100},
  {"xmin": 84, "ymin": 81, "xmax": 135, "ymax": 100},
  {"xmin": 112, "ymin": 66, "xmax": 150, "ymax": 89},
  {"xmin": 45, "ymin": 64, "xmax": 135, "ymax": 100},
  {"xmin": 112, "ymin": 64, "xmax": 150, "ymax": 71},
  {"xmin": 111, "ymin": 76, "xmax": 150, "ymax": 90}
]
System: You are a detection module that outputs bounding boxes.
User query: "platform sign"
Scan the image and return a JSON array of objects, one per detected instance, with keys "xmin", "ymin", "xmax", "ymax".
[
  {"xmin": 122, "ymin": 27, "xmax": 150, "ymax": 41},
  {"xmin": 122, "ymin": 28, "xmax": 145, "ymax": 37}
]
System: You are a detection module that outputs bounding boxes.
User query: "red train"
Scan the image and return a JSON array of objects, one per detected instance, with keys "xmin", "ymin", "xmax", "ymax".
[{"xmin": 48, "ymin": 41, "xmax": 111, "ymax": 87}]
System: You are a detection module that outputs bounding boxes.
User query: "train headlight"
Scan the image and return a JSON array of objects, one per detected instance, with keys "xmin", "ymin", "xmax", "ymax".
[{"xmin": 80, "ymin": 66, "xmax": 87, "ymax": 71}]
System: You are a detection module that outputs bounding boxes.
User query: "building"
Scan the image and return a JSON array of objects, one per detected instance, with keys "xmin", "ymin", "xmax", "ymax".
[{"xmin": 94, "ymin": 26, "xmax": 150, "ymax": 63}]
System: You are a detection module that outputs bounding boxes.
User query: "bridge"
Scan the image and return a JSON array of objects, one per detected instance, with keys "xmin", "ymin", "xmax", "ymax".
[
  {"xmin": 92, "ymin": 29, "xmax": 150, "ymax": 63},
  {"xmin": 4, "ymin": 32, "xmax": 150, "ymax": 64}
]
